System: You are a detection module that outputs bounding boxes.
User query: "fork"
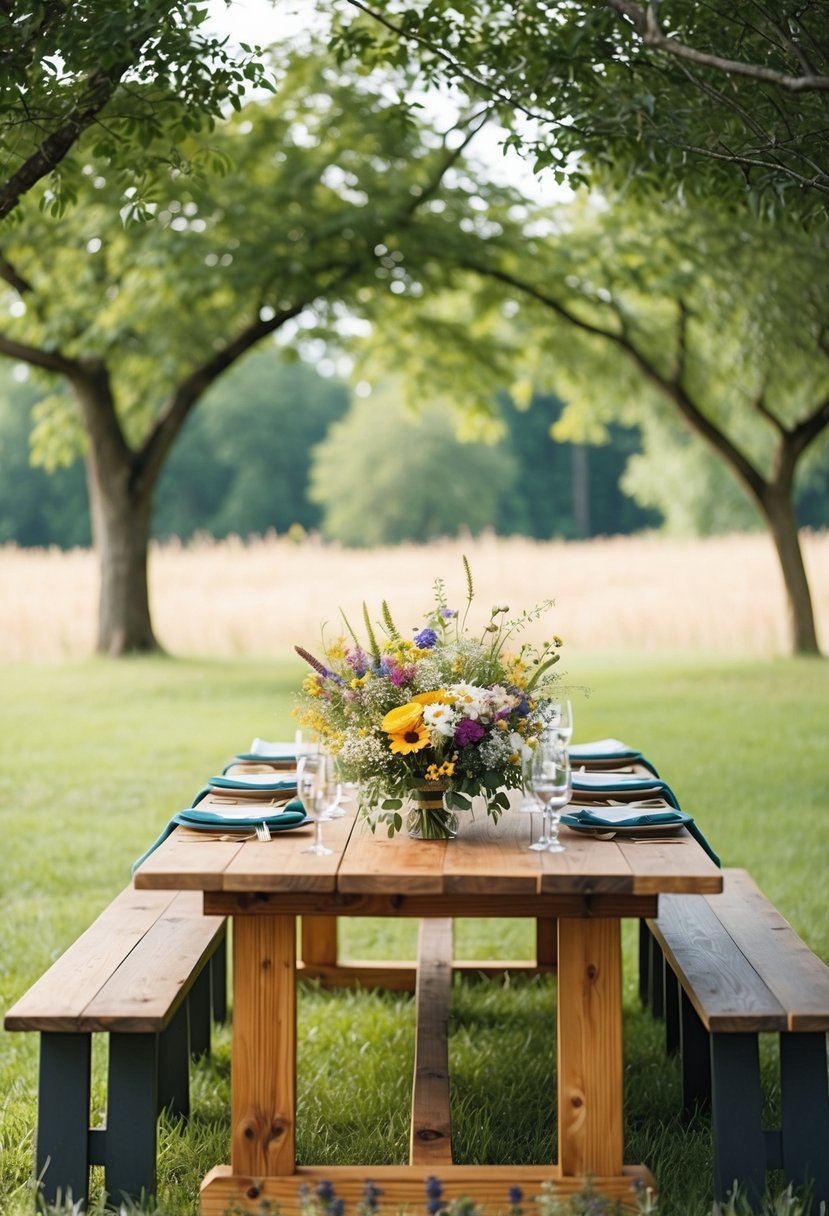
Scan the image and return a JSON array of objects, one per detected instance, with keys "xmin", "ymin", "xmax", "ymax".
[{"xmin": 254, "ymin": 820, "xmax": 272, "ymax": 841}]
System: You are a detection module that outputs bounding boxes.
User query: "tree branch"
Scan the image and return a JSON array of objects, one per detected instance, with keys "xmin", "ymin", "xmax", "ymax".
[
  {"xmin": 0, "ymin": 251, "xmax": 33, "ymax": 295},
  {"xmin": 462, "ymin": 258, "xmax": 769, "ymax": 501},
  {"xmin": 0, "ymin": 65, "xmax": 127, "ymax": 221},
  {"xmin": 0, "ymin": 330, "xmax": 77, "ymax": 375},
  {"xmin": 602, "ymin": 0, "xmax": 829, "ymax": 91}
]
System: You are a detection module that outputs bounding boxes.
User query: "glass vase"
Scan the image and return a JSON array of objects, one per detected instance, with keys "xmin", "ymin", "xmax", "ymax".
[{"xmin": 406, "ymin": 781, "xmax": 459, "ymax": 840}]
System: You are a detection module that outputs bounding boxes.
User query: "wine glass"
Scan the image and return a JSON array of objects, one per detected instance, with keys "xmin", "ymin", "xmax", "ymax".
[
  {"xmin": 550, "ymin": 699, "xmax": 574, "ymax": 747},
  {"xmin": 296, "ymin": 752, "xmax": 332, "ymax": 856},
  {"xmin": 528, "ymin": 738, "xmax": 572, "ymax": 853},
  {"xmin": 320, "ymin": 752, "xmax": 347, "ymax": 820},
  {"xmin": 519, "ymin": 746, "xmax": 544, "ymax": 849}
]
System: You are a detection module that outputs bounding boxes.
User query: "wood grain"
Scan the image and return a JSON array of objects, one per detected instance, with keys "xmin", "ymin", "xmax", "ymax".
[{"xmin": 410, "ymin": 919, "xmax": 454, "ymax": 1166}]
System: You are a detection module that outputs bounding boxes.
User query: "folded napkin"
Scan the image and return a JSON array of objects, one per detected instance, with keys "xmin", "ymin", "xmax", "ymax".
[
  {"xmin": 131, "ymin": 798, "xmax": 309, "ymax": 874},
  {"xmin": 249, "ymin": 738, "xmax": 306, "ymax": 759},
  {"xmin": 208, "ymin": 774, "xmax": 297, "ymax": 791},
  {"xmin": 561, "ymin": 805, "xmax": 720, "ymax": 865},
  {"xmin": 569, "ymin": 737, "xmax": 659, "ymax": 776},
  {"xmin": 571, "ymin": 770, "xmax": 680, "ymax": 808}
]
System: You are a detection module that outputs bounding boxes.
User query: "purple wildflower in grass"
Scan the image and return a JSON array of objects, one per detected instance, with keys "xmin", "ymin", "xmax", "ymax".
[
  {"xmin": 424, "ymin": 1175, "xmax": 444, "ymax": 1216},
  {"xmin": 454, "ymin": 718, "xmax": 485, "ymax": 747},
  {"xmin": 413, "ymin": 627, "xmax": 438, "ymax": 648}
]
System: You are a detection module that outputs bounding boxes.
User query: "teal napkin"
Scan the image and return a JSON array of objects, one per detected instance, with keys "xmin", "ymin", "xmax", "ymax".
[
  {"xmin": 571, "ymin": 772, "xmax": 680, "ymax": 808},
  {"xmin": 208, "ymin": 775, "xmax": 296, "ymax": 792},
  {"xmin": 561, "ymin": 806, "xmax": 720, "ymax": 865},
  {"xmin": 570, "ymin": 737, "xmax": 659, "ymax": 777},
  {"xmin": 131, "ymin": 798, "xmax": 309, "ymax": 874}
]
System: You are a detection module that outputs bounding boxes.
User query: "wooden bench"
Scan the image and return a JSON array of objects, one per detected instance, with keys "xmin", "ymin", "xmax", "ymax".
[
  {"xmin": 646, "ymin": 868, "xmax": 829, "ymax": 1208},
  {"xmin": 4, "ymin": 886, "xmax": 227, "ymax": 1208}
]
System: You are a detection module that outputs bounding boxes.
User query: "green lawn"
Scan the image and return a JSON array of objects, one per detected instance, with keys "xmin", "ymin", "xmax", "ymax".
[{"xmin": 1, "ymin": 655, "xmax": 827, "ymax": 1216}]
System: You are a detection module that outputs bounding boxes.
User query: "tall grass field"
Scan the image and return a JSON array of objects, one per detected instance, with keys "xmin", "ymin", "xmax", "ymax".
[{"xmin": 0, "ymin": 534, "xmax": 827, "ymax": 1216}]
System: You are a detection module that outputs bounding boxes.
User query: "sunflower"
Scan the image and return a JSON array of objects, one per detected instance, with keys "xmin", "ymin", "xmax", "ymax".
[
  {"xmin": 387, "ymin": 720, "xmax": 431, "ymax": 755},
  {"xmin": 381, "ymin": 702, "xmax": 423, "ymax": 733}
]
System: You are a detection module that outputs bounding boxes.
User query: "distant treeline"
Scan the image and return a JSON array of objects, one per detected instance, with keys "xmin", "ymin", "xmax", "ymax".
[{"xmin": 1, "ymin": 351, "xmax": 824, "ymax": 550}]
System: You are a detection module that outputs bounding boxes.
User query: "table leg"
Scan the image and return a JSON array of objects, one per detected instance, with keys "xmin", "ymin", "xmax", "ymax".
[
  {"xmin": 556, "ymin": 918, "xmax": 624, "ymax": 1176},
  {"xmin": 232, "ymin": 914, "xmax": 296, "ymax": 1176}
]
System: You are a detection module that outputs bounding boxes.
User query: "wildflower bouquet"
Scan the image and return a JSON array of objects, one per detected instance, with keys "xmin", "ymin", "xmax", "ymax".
[{"xmin": 295, "ymin": 559, "xmax": 563, "ymax": 839}]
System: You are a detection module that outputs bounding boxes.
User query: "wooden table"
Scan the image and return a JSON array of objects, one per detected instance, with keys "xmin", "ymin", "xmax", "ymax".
[{"xmin": 134, "ymin": 795, "xmax": 722, "ymax": 1214}]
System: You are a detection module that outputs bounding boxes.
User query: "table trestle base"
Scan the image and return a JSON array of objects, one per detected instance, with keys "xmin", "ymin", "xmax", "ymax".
[{"xmin": 200, "ymin": 1164, "xmax": 655, "ymax": 1216}]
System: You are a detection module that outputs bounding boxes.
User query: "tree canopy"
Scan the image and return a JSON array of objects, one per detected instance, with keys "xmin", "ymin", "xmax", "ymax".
[
  {"xmin": 333, "ymin": 0, "xmax": 829, "ymax": 223},
  {"xmin": 0, "ymin": 0, "xmax": 270, "ymax": 222}
]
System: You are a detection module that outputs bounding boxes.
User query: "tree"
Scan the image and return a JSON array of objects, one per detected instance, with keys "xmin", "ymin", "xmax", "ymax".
[
  {"xmin": 453, "ymin": 201, "xmax": 829, "ymax": 654},
  {"xmin": 0, "ymin": 0, "xmax": 268, "ymax": 222},
  {"xmin": 333, "ymin": 0, "xmax": 829, "ymax": 222},
  {"xmin": 154, "ymin": 353, "xmax": 349, "ymax": 540},
  {"xmin": 0, "ymin": 50, "xmax": 529, "ymax": 653},
  {"xmin": 308, "ymin": 385, "xmax": 519, "ymax": 544}
]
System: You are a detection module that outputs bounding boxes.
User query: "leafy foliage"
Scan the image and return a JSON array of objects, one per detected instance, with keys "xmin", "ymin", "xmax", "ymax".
[
  {"xmin": 331, "ymin": 0, "xmax": 829, "ymax": 224},
  {"xmin": 0, "ymin": 0, "xmax": 271, "ymax": 220}
]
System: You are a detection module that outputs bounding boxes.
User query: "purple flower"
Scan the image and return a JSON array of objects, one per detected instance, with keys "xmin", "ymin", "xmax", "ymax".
[
  {"xmin": 424, "ymin": 1176, "xmax": 444, "ymax": 1215},
  {"xmin": 507, "ymin": 1186, "xmax": 524, "ymax": 1209},
  {"xmin": 388, "ymin": 663, "xmax": 415, "ymax": 686},
  {"xmin": 413, "ymin": 627, "xmax": 438, "ymax": 648},
  {"xmin": 454, "ymin": 718, "xmax": 485, "ymax": 747},
  {"xmin": 441, "ymin": 608, "xmax": 457, "ymax": 619},
  {"xmin": 345, "ymin": 646, "xmax": 368, "ymax": 676}
]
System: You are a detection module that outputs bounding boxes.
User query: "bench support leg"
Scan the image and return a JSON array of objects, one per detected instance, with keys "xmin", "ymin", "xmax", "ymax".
[
  {"xmin": 710, "ymin": 1032, "xmax": 766, "ymax": 1208},
  {"xmin": 36, "ymin": 1032, "xmax": 92, "ymax": 1208},
  {"xmin": 158, "ymin": 1001, "xmax": 191, "ymax": 1118},
  {"xmin": 664, "ymin": 970, "xmax": 680, "ymax": 1057},
  {"xmin": 106, "ymin": 1032, "xmax": 159, "ymax": 1202},
  {"xmin": 780, "ymin": 1031, "xmax": 829, "ymax": 1207},
  {"xmin": 679, "ymin": 989, "xmax": 711, "ymax": 1116},
  {"xmin": 189, "ymin": 961, "xmax": 212, "ymax": 1061},
  {"xmin": 211, "ymin": 932, "xmax": 228, "ymax": 1024}
]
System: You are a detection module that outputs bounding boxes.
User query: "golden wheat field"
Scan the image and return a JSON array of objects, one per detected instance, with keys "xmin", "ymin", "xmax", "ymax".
[{"xmin": 1, "ymin": 531, "xmax": 827, "ymax": 661}]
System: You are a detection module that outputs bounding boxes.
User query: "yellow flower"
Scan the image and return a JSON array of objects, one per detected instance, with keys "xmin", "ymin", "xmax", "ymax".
[
  {"xmin": 381, "ymin": 702, "xmax": 423, "ymax": 734},
  {"xmin": 412, "ymin": 690, "xmax": 448, "ymax": 706},
  {"xmin": 302, "ymin": 674, "xmax": 323, "ymax": 697},
  {"xmin": 388, "ymin": 721, "xmax": 431, "ymax": 755}
]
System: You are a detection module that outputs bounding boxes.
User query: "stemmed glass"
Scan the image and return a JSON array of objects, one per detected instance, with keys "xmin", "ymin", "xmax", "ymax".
[
  {"xmin": 520, "ymin": 746, "xmax": 543, "ymax": 849},
  {"xmin": 549, "ymin": 699, "xmax": 574, "ymax": 747},
  {"xmin": 527, "ymin": 737, "xmax": 572, "ymax": 853},
  {"xmin": 296, "ymin": 752, "xmax": 333, "ymax": 856},
  {"xmin": 320, "ymin": 752, "xmax": 347, "ymax": 820}
]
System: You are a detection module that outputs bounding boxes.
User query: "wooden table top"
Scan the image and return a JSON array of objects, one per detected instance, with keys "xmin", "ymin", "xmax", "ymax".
[{"xmin": 133, "ymin": 793, "xmax": 723, "ymax": 904}]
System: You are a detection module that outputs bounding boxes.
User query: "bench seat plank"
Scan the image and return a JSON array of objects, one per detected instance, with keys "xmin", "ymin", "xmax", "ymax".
[
  {"xmin": 654, "ymin": 889, "xmax": 788, "ymax": 1032},
  {"xmin": 4, "ymin": 888, "xmax": 181, "ymax": 1032}
]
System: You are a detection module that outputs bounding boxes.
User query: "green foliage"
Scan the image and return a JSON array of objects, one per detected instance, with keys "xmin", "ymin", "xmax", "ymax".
[
  {"xmin": 308, "ymin": 387, "xmax": 520, "ymax": 545},
  {"xmin": 0, "ymin": 0, "xmax": 271, "ymax": 218},
  {"xmin": 331, "ymin": 0, "xmax": 829, "ymax": 225},
  {"xmin": 154, "ymin": 352, "xmax": 349, "ymax": 540}
]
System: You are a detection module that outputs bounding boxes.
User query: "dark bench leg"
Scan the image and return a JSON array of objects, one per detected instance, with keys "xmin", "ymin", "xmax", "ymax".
[
  {"xmin": 189, "ymin": 962, "xmax": 211, "ymax": 1061},
  {"xmin": 664, "ymin": 968, "xmax": 680, "ymax": 1057},
  {"xmin": 36, "ymin": 1032, "xmax": 92, "ymax": 1208},
  {"xmin": 780, "ymin": 1031, "xmax": 829, "ymax": 1207},
  {"xmin": 210, "ymin": 933, "xmax": 228, "ymax": 1024},
  {"xmin": 710, "ymin": 1032, "xmax": 767, "ymax": 1207},
  {"xmin": 105, "ymin": 1032, "xmax": 158, "ymax": 1202},
  {"xmin": 648, "ymin": 933, "xmax": 665, "ymax": 1019},
  {"xmin": 158, "ymin": 1002, "xmax": 190, "ymax": 1118},
  {"xmin": 638, "ymin": 920, "xmax": 651, "ymax": 1007},
  {"xmin": 679, "ymin": 988, "xmax": 711, "ymax": 1116}
]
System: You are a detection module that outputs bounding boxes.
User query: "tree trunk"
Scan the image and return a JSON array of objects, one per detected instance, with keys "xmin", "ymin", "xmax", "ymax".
[
  {"xmin": 84, "ymin": 448, "xmax": 160, "ymax": 656},
  {"xmin": 758, "ymin": 486, "xmax": 821, "ymax": 656}
]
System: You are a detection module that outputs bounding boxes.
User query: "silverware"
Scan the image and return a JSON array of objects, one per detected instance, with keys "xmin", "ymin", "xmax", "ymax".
[{"xmin": 255, "ymin": 821, "xmax": 272, "ymax": 841}]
